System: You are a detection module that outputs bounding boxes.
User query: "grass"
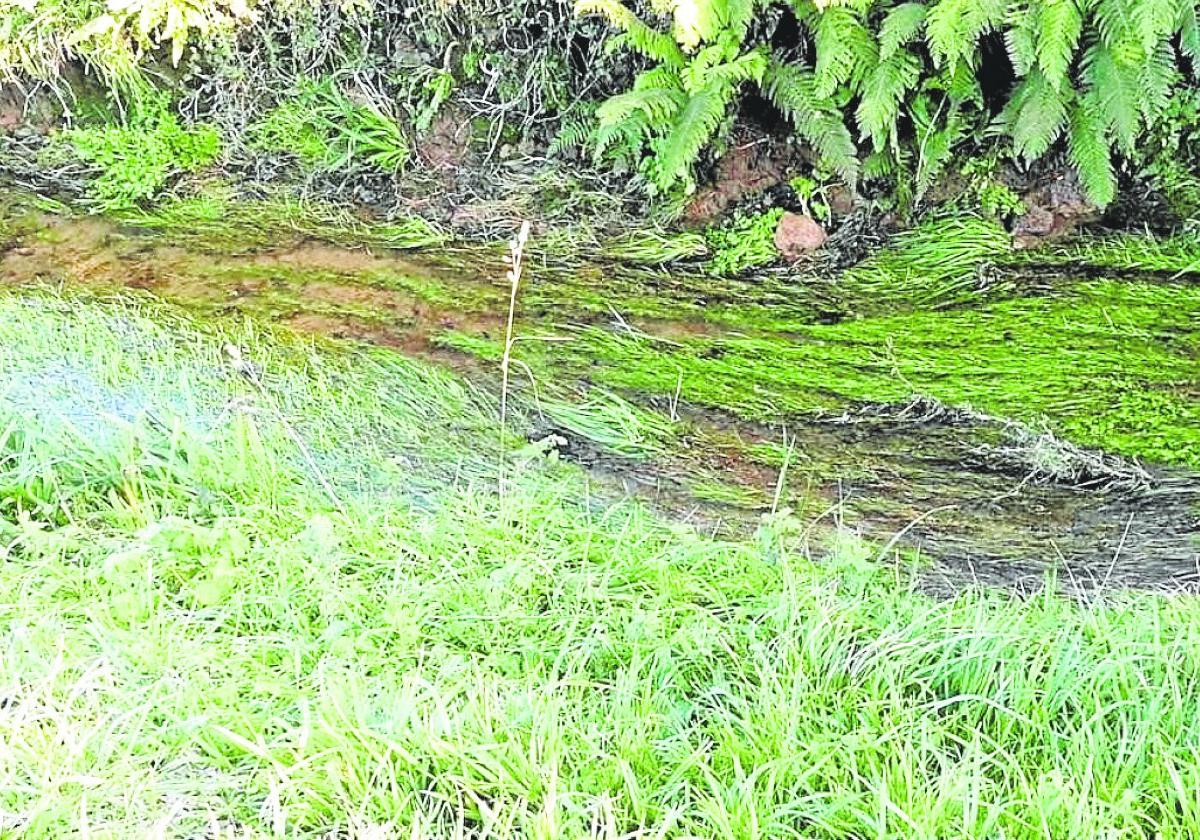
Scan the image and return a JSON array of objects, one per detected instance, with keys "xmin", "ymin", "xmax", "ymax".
[
  {"xmin": 440, "ymin": 266, "xmax": 1200, "ymax": 469},
  {"xmin": 114, "ymin": 188, "xmax": 447, "ymax": 252},
  {"xmin": 5, "ymin": 288, "xmax": 1200, "ymax": 837}
]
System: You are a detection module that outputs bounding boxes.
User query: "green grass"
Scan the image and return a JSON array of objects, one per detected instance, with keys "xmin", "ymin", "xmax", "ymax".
[
  {"xmin": 114, "ymin": 188, "xmax": 447, "ymax": 252},
  {"xmin": 250, "ymin": 79, "xmax": 410, "ymax": 175},
  {"xmin": 5, "ymin": 288, "xmax": 1200, "ymax": 837}
]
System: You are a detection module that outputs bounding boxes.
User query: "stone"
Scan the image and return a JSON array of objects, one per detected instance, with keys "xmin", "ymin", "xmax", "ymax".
[
  {"xmin": 1012, "ymin": 168, "xmax": 1101, "ymax": 248},
  {"xmin": 774, "ymin": 212, "xmax": 828, "ymax": 260}
]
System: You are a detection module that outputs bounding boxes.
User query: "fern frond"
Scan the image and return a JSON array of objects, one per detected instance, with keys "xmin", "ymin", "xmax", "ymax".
[
  {"xmin": 704, "ymin": 49, "xmax": 768, "ymax": 87},
  {"xmin": 763, "ymin": 60, "xmax": 860, "ymax": 182},
  {"xmin": 1005, "ymin": 3, "xmax": 1039, "ymax": 76},
  {"xmin": 1139, "ymin": 40, "xmax": 1178, "ymax": 119},
  {"xmin": 1036, "ymin": 0, "xmax": 1082, "ymax": 88},
  {"xmin": 1092, "ymin": 0, "xmax": 1134, "ymax": 47},
  {"xmin": 652, "ymin": 85, "xmax": 732, "ymax": 191},
  {"xmin": 879, "ymin": 2, "xmax": 927, "ymax": 60},
  {"xmin": 680, "ymin": 43, "xmax": 765, "ymax": 91},
  {"xmin": 1181, "ymin": 1, "xmax": 1200, "ymax": 71},
  {"xmin": 813, "ymin": 6, "xmax": 877, "ymax": 97},
  {"xmin": 1134, "ymin": 0, "xmax": 1180, "ymax": 53},
  {"xmin": 1081, "ymin": 42, "xmax": 1140, "ymax": 152},
  {"xmin": 926, "ymin": 0, "xmax": 1005, "ymax": 68},
  {"xmin": 857, "ymin": 50, "xmax": 923, "ymax": 148},
  {"xmin": 1009, "ymin": 69, "xmax": 1069, "ymax": 159},
  {"xmin": 597, "ymin": 87, "xmax": 686, "ymax": 127},
  {"xmin": 1068, "ymin": 97, "xmax": 1116, "ymax": 205},
  {"xmin": 576, "ymin": 0, "xmax": 686, "ymax": 67}
]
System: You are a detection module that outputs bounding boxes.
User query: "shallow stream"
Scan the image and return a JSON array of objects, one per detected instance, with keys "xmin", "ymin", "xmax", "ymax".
[{"xmin": 2, "ymin": 199, "xmax": 1198, "ymax": 593}]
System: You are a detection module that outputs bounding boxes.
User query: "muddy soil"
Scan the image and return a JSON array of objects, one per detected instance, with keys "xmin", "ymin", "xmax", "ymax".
[{"xmin": 2, "ymin": 204, "xmax": 1198, "ymax": 594}]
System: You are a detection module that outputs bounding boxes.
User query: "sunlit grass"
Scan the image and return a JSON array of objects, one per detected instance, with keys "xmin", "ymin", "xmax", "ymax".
[{"xmin": 3, "ymin": 289, "xmax": 1200, "ymax": 837}]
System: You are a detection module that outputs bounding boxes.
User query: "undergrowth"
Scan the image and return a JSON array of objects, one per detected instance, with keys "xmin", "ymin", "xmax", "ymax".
[
  {"xmin": 54, "ymin": 95, "xmax": 220, "ymax": 210},
  {"xmin": 705, "ymin": 206, "xmax": 783, "ymax": 275},
  {"xmin": 577, "ymin": 0, "xmax": 1200, "ymax": 205},
  {"xmin": 250, "ymin": 79, "xmax": 410, "ymax": 175}
]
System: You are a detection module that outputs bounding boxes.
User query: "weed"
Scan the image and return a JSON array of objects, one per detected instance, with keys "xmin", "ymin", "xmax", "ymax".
[
  {"xmin": 251, "ymin": 79, "xmax": 409, "ymax": 175},
  {"xmin": 705, "ymin": 207, "xmax": 783, "ymax": 276},
  {"xmin": 57, "ymin": 94, "xmax": 220, "ymax": 210}
]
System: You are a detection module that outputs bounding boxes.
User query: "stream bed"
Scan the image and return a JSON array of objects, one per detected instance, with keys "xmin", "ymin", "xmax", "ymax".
[{"xmin": 2, "ymin": 197, "xmax": 1198, "ymax": 594}]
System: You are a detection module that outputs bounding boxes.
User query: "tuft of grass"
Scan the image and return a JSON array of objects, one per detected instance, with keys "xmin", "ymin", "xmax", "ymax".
[
  {"xmin": 250, "ymin": 79, "xmax": 410, "ymax": 175},
  {"xmin": 442, "ymin": 275, "xmax": 1200, "ymax": 468},
  {"xmin": 538, "ymin": 389, "xmax": 679, "ymax": 459},
  {"xmin": 840, "ymin": 215, "xmax": 1013, "ymax": 310},
  {"xmin": 1016, "ymin": 231, "xmax": 1200, "ymax": 277},
  {"xmin": 599, "ymin": 229, "xmax": 709, "ymax": 265},
  {"xmin": 5, "ymin": 289, "xmax": 1200, "ymax": 836}
]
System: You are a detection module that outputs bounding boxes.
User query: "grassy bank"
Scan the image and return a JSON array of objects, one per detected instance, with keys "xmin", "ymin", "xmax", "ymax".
[{"xmin": 3, "ymin": 289, "xmax": 1200, "ymax": 837}]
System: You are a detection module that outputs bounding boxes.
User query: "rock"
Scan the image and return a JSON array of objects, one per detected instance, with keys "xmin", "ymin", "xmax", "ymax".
[
  {"xmin": 1012, "ymin": 168, "xmax": 1100, "ymax": 248},
  {"xmin": 774, "ymin": 212, "xmax": 828, "ymax": 260}
]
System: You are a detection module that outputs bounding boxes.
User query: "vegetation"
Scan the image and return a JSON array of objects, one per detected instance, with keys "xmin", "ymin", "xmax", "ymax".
[
  {"xmin": 3, "ymin": 0, "xmax": 1199, "ymax": 212},
  {"xmin": 56, "ymin": 95, "xmax": 220, "ymax": 209},
  {"xmin": 2, "ymin": 0, "xmax": 1200, "ymax": 832},
  {"xmin": 4, "ymin": 288, "xmax": 1200, "ymax": 837},
  {"xmin": 250, "ymin": 79, "xmax": 410, "ymax": 175},
  {"xmin": 579, "ymin": 0, "xmax": 1200, "ymax": 204},
  {"xmin": 705, "ymin": 207, "xmax": 783, "ymax": 275}
]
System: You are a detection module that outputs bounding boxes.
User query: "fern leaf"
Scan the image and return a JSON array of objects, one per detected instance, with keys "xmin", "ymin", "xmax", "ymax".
[
  {"xmin": 1181, "ymin": 1, "xmax": 1200, "ymax": 71},
  {"xmin": 813, "ymin": 6, "xmax": 877, "ymax": 98},
  {"xmin": 1134, "ymin": 0, "xmax": 1180, "ymax": 53},
  {"xmin": 1093, "ymin": 0, "xmax": 1134, "ymax": 47},
  {"xmin": 763, "ymin": 60, "xmax": 859, "ymax": 182},
  {"xmin": 576, "ymin": 0, "xmax": 686, "ymax": 67},
  {"xmin": 652, "ymin": 84, "xmax": 732, "ymax": 191},
  {"xmin": 705, "ymin": 49, "xmax": 768, "ymax": 88},
  {"xmin": 857, "ymin": 50, "xmax": 923, "ymax": 148},
  {"xmin": 1004, "ymin": 3, "xmax": 1038, "ymax": 76},
  {"xmin": 879, "ymin": 2, "xmax": 927, "ymax": 60},
  {"xmin": 1139, "ymin": 40, "xmax": 1179, "ymax": 120},
  {"xmin": 927, "ymin": 0, "xmax": 1004, "ymax": 67},
  {"xmin": 597, "ymin": 87, "xmax": 686, "ymax": 127},
  {"xmin": 1068, "ymin": 97, "xmax": 1116, "ymax": 205},
  {"xmin": 1081, "ymin": 42, "xmax": 1140, "ymax": 152},
  {"xmin": 1036, "ymin": 0, "xmax": 1082, "ymax": 88},
  {"xmin": 1009, "ymin": 69, "xmax": 1069, "ymax": 159}
]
